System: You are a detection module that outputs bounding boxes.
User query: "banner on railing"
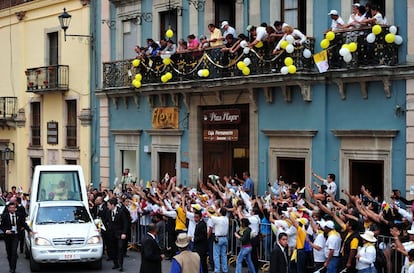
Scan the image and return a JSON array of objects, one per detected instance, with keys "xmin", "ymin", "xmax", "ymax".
[{"xmin": 313, "ymin": 50, "xmax": 329, "ymax": 73}]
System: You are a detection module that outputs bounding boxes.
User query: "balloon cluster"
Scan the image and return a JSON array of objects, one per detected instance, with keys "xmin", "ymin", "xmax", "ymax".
[
  {"xmin": 197, "ymin": 69, "xmax": 210, "ymax": 78},
  {"xmin": 367, "ymin": 25, "xmax": 403, "ymax": 45},
  {"xmin": 239, "ymin": 41, "xmax": 251, "ymax": 54},
  {"xmin": 320, "ymin": 31, "xmax": 336, "ymax": 49},
  {"xmin": 339, "ymin": 42, "xmax": 357, "ymax": 63},
  {"xmin": 237, "ymin": 58, "xmax": 252, "ymax": 75},
  {"xmin": 280, "ymin": 57, "xmax": 296, "ymax": 75},
  {"xmin": 161, "ymin": 72, "xmax": 173, "ymax": 83},
  {"xmin": 132, "ymin": 73, "xmax": 142, "ymax": 88},
  {"xmin": 280, "ymin": 35, "xmax": 296, "ymax": 53}
]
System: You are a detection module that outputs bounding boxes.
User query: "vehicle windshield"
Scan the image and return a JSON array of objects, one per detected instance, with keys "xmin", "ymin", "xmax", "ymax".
[
  {"xmin": 37, "ymin": 171, "xmax": 83, "ymax": 202},
  {"xmin": 36, "ymin": 206, "xmax": 91, "ymax": 224}
]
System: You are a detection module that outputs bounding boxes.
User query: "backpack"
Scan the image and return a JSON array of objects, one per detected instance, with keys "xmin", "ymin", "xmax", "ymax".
[{"xmin": 374, "ymin": 245, "xmax": 386, "ymax": 270}]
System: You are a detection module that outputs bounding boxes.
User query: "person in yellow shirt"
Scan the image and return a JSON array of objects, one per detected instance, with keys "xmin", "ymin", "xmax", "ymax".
[
  {"xmin": 290, "ymin": 216, "xmax": 308, "ymax": 273},
  {"xmin": 340, "ymin": 219, "xmax": 361, "ymax": 273},
  {"xmin": 208, "ymin": 24, "xmax": 223, "ymax": 47}
]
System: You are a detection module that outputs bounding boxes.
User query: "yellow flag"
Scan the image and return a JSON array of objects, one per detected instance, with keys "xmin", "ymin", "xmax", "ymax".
[{"xmin": 313, "ymin": 50, "xmax": 329, "ymax": 73}]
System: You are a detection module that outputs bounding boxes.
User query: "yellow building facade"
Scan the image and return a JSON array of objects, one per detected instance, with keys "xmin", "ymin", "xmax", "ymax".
[{"xmin": 0, "ymin": 0, "xmax": 92, "ymax": 192}]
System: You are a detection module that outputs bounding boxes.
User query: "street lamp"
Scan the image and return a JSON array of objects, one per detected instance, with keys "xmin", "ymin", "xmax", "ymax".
[
  {"xmin": 58, "ymin": 8, "xmax": 93, "ymax": 41},
  {"xmin": 2, "ymin": 143, "xmax": 14, "ymax": 165}
]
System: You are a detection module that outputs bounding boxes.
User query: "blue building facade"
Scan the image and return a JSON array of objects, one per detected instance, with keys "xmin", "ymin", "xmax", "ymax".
[{"xmin": 91, "ymin": 0, "xmax": 412, "ymax": 200}]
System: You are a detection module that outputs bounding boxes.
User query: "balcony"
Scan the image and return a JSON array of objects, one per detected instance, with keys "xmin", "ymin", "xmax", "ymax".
[
  {"xmin": 99, "ymin": 26, "xmax": 414, "ymax": 104},
  {"xmin": 25, "ymin": 65, "xmax": 69, "ymax": 94},
  {"xmin": 0, "ymin": 97, "xmax": 18, "ymax": 128}
]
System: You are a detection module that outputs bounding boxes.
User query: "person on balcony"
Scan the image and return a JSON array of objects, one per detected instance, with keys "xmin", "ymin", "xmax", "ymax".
[
  {"xmin": 220, "ymin": 21, "xmax": 237, "ymax": 44},
  {"xmin": 176, "ymin": 38, "xmax": 187, "ymax": 53},
  {"xmin": 327, "ymin": 10, "xmax": 345, "ymax": 32},
  {"xmin": 273, "ymin": 25, "xmax": 307, "ymax": 52},
  {"xmin": 162, "ymin": 39, "xmax": 177, "ymax": 55},
  {"xmin": 361, "ymin": 5, "xmax": 385, "ymax": 25},
  {"xmin": 207, "ymin": 23, "xmax": 223, "ymax": 48},
  {"xmin": 187, "ymin": 34, "xmax": 200, "ymax": 50},
  {"xmin": 247, "ymin": 25, "xmax": 268, "ymax": 51},
  {"xmin": 344, "ymin": 5, "xmax": 368, "ymax": 29},
  {"xmin": 199, "ymin": 35, "xmax": 210, "ymax": 50}
]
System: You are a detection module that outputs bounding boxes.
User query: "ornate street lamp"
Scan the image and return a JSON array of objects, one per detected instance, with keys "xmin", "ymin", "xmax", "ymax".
[
  {"xmin": 58, "ymin": 8, "xmax": 93, "ymax": 41},
  {"xmin": 2, "ymin": 143, "xmax": 14, "ymax": 165}
]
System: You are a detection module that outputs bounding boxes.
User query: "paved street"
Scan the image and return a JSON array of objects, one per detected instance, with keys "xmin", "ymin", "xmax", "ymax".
[{"xmin": 0, "ymin": 239, "xmax": 173, "ymax": 273}]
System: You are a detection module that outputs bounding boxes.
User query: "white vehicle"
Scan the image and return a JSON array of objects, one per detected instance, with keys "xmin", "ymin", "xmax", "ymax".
[{"xmin": 25, "ymin": 165, "xmax": 103, "ymax": 271}]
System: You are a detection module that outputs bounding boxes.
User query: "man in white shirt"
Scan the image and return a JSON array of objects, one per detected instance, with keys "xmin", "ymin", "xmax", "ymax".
[
  {"xmin": 221, "ymin": 21, "xmax": 237, "ymax": 43},
  {"xmin": 247, "ymin": 25, "xmax": 268, "ymax": 48},
  {"xmin": 312, "ymin": 171, "xmax": 337, "ymax": 197},
  {"xmin": 328, "ymin": 10, "xmax": 345, "ymax": 32},
  {"xmin": 208, "ymin": 208, "xmax": 229, "ymax": 273},
  {"xmin": 323, "ymin": 221, "xmax": 341, "ymax": 273}
]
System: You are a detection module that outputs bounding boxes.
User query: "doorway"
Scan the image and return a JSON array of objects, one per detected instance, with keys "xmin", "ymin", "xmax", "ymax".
[
  {"xmin": 277, "ymin": 157, "xmax": 305, "ymax": 187},
  {"xmin": 159, "ymin": 152, "xmax": 176, "ymax": 180},
  {"xmin": 202, "ymin": 104, "xmax": 249, "ymax": 182},
  {"xmin": 350, "ymin": 159, "xmax": 384, "ymax": 200}
]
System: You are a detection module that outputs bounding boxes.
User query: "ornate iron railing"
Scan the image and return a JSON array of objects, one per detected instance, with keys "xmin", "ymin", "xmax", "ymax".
[
  {"xmin": 25, "ymin": 65, "xmax": 69, "ymax": 93},
  {"xmin": 102, "ymin": 26, "xmax": 401, "ymax": 89},
  {"xmin": 0, "ymin": 97, "xmax": 17, "ymax": 120}
]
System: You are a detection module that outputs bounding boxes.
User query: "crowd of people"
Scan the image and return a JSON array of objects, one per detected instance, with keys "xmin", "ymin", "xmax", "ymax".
[{"xmin": 1, "ymin": 162, "xmax": 414, "ymax": 273}]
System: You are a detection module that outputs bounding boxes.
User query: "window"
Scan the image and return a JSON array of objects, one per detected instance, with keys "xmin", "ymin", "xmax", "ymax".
[
  {"xmin": 37, "ymin": 170, "xmax": 82, "ymax": 202},
  {"xmin": 66, "ymin": 100, "xmax": 77, "ymax": 148},
  {"xmin": 281, "ymin": 0, "xmax": 306, "ymax": 31},
  {"xmin": 160, "ymin": 10, "xmax": 178, "ymax": 43},
  {"xmin": 31, "ymin": 102, "xmax": 41, "ymax": 146},
  {"xmin": 47, "ymin": 32, "xmax": 58, "ymax": 66},
  {"xmin": 214, "ymin": 0, "xmax": 235, "ymax": 28}
]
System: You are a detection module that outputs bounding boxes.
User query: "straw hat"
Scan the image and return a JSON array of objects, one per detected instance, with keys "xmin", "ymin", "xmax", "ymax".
[
  {"xmin": 360, "ymin": 230, "xmax": 377, "ymax": 243},
  {"xmin": 175, "ymin": 233, "xmax": 190, "ymax": 248}
]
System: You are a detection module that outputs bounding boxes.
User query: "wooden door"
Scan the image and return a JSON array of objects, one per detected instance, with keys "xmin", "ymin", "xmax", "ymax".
[
  {"xmin": 159, "ymin": 152, "xmax": 176, "ymax": 180},
  {"xmin": 203, "ymin": 143, "xmax": 231, "ymax": 182}
]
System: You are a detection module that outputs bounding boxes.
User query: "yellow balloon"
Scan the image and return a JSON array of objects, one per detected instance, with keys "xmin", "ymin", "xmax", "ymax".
[
  {"xmin": 135, "ymin": 73, "xmax": 142, "ymax": 81},
  {"xmin": 163, "ymin": 58, "xmax": 171, "ymax": 65},
  {"xmin": 280, "ymin": 40, "xmax": 289, "ymax": 49},
  {"xmin": 132, "ymin": 59, "xmax": 140, "ymax": 67},
  {"xmin": 242, "ymin": 67, "xmax": 250, "ymax": 75},
  {"xmin": 166, "ymin": 29, "xmax": 174, "ymax": 38},
  {"xmin": 288, "ymin": 65, "xmax": 296, "ymax": 74},
  {"xmin": 320, "ymin": 39, "xmax": 330, "ymax": 49},
  {"xmin": 161, "ymin": 75, "xmax": 168, "ymax": 83},
  {"xmin": 255, "ymin": 41, "xmax": 263, "ymax": 48},
  {"xmin": 202, "ymin": 69, "xmax": 209, "ymax": 77},
  {"xmin": 385, "ymin": 33, "xmax": 395, "ymax": 43},
  {"xmin": 237, "ymin": 61, "xmax": 246, "ymax": 70},
  {"xmin": 284, "ymin": 57, "xmax": 294, "ymax": 66},
  {"xmin": 326, "ymin": 31, "xmax": 335, "ymax": 41},
  {"xmin": 341, "ymin": 44, "xmax": 350, "ymax": 50},
  {"xmin": 372, "ymin": 25, "xmax": 382, "ymax": 35},
  {"xmin": 348, "ymin": 42, "xmax": 357, "ymax": 52},
  {"xmin": 165, "ymin": 72, "xmax": 173, "ymax": 80},
  {"xmin": 132, "ymin": 79, "xmax": 141, "ymax": 88}
]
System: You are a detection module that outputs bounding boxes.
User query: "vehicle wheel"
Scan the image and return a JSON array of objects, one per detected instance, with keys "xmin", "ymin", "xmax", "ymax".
[
  {"xmin": 29, "ymin": 254, "xmax": 41, "ymax": 272},
  {"xmin": 89, "ymin": 259, "xmax": 102, "ymax": 270},
  {"xmin": 24, "ymin": 243, "xmax": 29, "ymax": 259}
]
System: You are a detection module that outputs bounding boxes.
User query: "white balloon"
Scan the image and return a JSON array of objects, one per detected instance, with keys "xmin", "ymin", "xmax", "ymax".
[
  {"xmin": 286, "ymin": 44, "xmax": 294, "ymax": 53},
  {"xmin": 240, "ymin": 40, "xmax": 248, "ymax": 48},
  {"xmin": 389, "ymin": 25, "xmax": 397, "ymax": 35},
  {"xmin": 243, "ymin": 57, "xmax": 251, "ymax": 66},
  {"xmin": 197, "ymin": 70, "xmax": 203, "ymax": 77},
  {"xmin": 303, "ymin": 49, "xmax": 312, "ymax": 58},
  {"xmin": 286, "ymin": 35, "xmax": 295, "ymax": 44},
  {"xmin": 343, "ymin": 53, "xmax": 352, "ymax": 63},
  {"xmin": 280, "ymin": 66, "xmax": 289, "ymax": 75},
  {"xmin": 339, "ymin": 47, "xmax": 350, "ymax": 57},
  {"xmin": 243, "ymin": 47, "xmax": 250, "ymax": 54},
  {"xmin": 394, "ymin": 35, "xmax": 403, "ymax": 45},
  {"xmin": 366, "ymin": 33, "xmax": 376, "ymax": 43}
]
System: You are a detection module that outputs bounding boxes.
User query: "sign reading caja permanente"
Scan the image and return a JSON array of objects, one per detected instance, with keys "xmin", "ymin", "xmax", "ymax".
[
  {"xmin": 152, "ymin": 107, "xmax": 179, "ymax": 129},
  {"xmin": 203, "ymin": 129, "xmax": 239, "ymax": 141}
]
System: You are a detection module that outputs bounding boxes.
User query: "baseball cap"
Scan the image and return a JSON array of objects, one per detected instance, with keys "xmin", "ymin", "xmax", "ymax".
[
  {"xmin": 328, "ymin": 10, "xmax": 338, "ymax": 16},
  {"xmin": 325, "ymin": 220, "xmax": 335, "ymax": 229},
  {"xmin": 246, "ymin": 25, "xmax": 253, "ymax": 32},
  {"xmin": 221, "ymin": 21, "xmax": 229, "ymax": 29},
  {"xmin": 353, "ymin": 3, "xmax": 360, "ymax": 7}
]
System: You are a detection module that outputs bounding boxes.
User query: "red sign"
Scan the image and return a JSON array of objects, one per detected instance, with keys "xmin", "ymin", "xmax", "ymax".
[
  {"xmin": 202, "ymin": 109, "xmax": 241, "ymax": 124},
  {"xmin": 203, "ymin": 129, "xmax": 239, "ymax": 141}
]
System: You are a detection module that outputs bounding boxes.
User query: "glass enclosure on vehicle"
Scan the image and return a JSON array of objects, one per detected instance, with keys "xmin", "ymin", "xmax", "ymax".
[
  {"xmin": 35, "ymin": 205, "xmax": 91, "ymax": 224},
  {"xmin": 36, "ymin": 171, "xmax": 83, "ymax": 202}
]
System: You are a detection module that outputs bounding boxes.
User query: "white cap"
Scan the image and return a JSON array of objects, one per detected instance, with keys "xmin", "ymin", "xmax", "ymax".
[
  {"xmin": 353, "ymin": 3, "xmax": 360, "ymax": 7},
  {"xmin": 325, "ymin": 220, "xmax": 335, "ymax": 229},
  {"xmin": 328, "ymin": 10, "xmax": 338, "ymax": 16},
  {"xmin": 221, "ymin": 21, "xmax": 229, "ymax": 29}
]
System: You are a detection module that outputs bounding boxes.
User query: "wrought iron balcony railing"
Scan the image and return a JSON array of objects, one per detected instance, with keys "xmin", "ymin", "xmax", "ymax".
[
  {"xmin": 25, "ymin": 65, "xmax": 69, "ymax": 93},
  {"xmin": 0, "ymin": 97, "xmax": 18, "ymax": 120},
  {"xmin": 101, "ymin": 25, "xmax": 401, "ymax": 90}
]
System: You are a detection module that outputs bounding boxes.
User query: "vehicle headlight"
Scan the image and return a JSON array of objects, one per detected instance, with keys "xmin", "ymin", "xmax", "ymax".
[
  {"xmin": 87, "ymin": 236, "xmax": 101, "ymax": 244},
  {"xmin": 34, "ymin": 237, "xmax": 51, "ymax": 246}
]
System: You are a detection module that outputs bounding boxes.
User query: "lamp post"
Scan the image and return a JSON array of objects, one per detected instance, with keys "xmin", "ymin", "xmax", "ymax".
[
  {"xmin": 2, "ymin": 143, "xmax": 14, "ymax": 191},
  {"xmin": 58, "ymin": 8, "xmax": 93, "ymax": 41}
]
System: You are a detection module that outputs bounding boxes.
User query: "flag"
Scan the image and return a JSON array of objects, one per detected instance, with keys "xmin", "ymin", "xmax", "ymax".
[{"xmin": 313, "ymin": 50, "xmax": 329, "ymax": 73}]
